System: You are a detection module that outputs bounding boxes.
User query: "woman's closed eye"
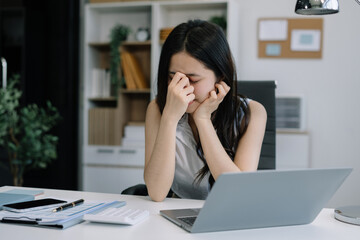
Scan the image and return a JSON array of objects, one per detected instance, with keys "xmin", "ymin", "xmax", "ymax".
[
  {"xmin": 189, "ymin": 78, "xmax": 200, "ymax": 84},
  {"xmin": 168, "ymin": 71, "xmax": 201, "ymax": 83},
  {"xmin": 187, "ymin": 75, "xmax": 202, "ymax": 83}
]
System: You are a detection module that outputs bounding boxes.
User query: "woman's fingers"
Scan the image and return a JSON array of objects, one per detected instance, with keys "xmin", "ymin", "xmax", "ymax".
[
  {"xmin": 168, "ymin": 72, "xmax": 194, "ymax": 101},
  {"xmin": 183, "ymin": 85, "xmax": 194, "ymax": 96},
  {"xmin": 186, "ymin": 93, "xmax": 195, "ymax": 102},
  {"xmin": 215, "ymin": 81, "xmax": 230, "ymax": 99},
  {"xmin": 167, "ymin": 72, "xmax": 194, "ymax": 109},
  {"xmin": 210, "ymin": 90, "xmax": 217, "ymax": 99},
  {"xmin": 169, "ymin": 72, "xmax": 188, "ymax": 89}
]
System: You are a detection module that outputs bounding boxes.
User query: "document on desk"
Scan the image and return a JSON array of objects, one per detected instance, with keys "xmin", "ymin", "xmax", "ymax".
[{"xmin": 0, "ymin": 199, "xmax": 125, "ymax": 229}]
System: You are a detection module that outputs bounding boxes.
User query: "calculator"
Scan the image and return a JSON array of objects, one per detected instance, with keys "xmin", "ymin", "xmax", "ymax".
[{"xmin": 83, "ymin": 207, "xmax": 149, "ymax": 225}]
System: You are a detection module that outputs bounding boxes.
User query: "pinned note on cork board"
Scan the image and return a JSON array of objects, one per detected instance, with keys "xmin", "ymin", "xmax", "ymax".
[{"xmin": 258, "ymin": 18, "xmax": 323, "ymax": 59}]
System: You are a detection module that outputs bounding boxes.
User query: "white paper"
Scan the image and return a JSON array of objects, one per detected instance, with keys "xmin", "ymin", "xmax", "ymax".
[
  {"xmin": 0, "ymin": 199, "xmax": 119, "ymax": 225},
  {"xmin": 259, "ymin": 20, "xmax": 288, "ymax": 41},
  {"xmin": 291, "ymin": 30, "xmax": 321, "ymax": 52}
]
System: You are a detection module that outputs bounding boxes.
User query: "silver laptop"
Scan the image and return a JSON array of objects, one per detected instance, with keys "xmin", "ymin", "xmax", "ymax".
[{"xmin": 160, "ymin": 168, "xmax": 352, "ymax": 233}]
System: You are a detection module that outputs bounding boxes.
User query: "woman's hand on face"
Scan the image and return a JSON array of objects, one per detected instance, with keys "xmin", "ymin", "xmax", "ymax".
[
  {"xmin": 163, "ymin": 72, "xmax": 195, "ymax": 122},
  {"xmin": 193, "ymin": 81, "xmax": 230, "ymax": 122}
]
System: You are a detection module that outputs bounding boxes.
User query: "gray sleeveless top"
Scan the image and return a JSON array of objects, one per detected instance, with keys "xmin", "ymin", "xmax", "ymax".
[
  {"xmin": 171, "ymin": 97, "xmax": 250, "ymax": 200},
  {"xmin": 171, "ymin": 113, "xmax": 210, "ymax": 200}
]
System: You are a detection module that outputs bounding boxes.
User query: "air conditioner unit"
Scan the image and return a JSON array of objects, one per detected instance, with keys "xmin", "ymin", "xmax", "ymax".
[{"xmin": 276, "ymin": 96, "xmax": 306, "ymax": 132}]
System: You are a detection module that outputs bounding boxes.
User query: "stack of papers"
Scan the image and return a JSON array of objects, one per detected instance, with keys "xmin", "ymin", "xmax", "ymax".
[
  {"xmin": 0, "ymin": 199, "xmax": 125, "ymax": 229},
  {"xmin": 122, "ymin": 123, "xmax": 145, "ymax": 147}
]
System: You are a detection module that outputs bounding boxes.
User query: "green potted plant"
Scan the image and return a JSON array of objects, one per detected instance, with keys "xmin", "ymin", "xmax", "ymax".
[
  {"xmin": 0, "ymin": 74, "xmax": 61, "ymax": 186},
  {"xmin": 209, "ymin": 15, "xmax": 227, "ymax": 32},
  {"xmin": 109, "ymin": 24, "xmax": 131, "ymax": 93}
]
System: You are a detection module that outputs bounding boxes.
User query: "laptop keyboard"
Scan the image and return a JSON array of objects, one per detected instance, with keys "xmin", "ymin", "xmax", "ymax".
[{"xmin": 178, "ymin": 216, "xmax": 197, "ymax": 226}]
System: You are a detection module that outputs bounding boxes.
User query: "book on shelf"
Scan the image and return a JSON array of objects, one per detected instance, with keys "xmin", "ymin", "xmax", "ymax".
[
  {"xmin": 120, "ymin": 52, "xmax": 137, "ymax": 90},
  {"xmin": 121, "ymin": 51, "xmax": 149, "ymax": 90},
  {"xmin": 91, "ymin": 68, "xmax": 111, "ymax": 98}
]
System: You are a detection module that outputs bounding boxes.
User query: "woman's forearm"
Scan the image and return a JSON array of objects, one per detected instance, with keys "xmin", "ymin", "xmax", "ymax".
[
  {"xmin": 144, "ymin": 116, "xmax": 178, "ymax": 201},
  {"xmin": 195, "ymin": 118, "xmax": 241, "ymax": 180}
]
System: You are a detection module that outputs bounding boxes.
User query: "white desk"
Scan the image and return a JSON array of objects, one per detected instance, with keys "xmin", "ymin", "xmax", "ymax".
[{"xmin": 0, "ymin": 186, "xmax": 359, "ymax": 240}]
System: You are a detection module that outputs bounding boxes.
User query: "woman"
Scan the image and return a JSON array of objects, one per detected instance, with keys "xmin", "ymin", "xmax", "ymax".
[{"xmin": 144, "ymin": 19, "xmax": 267, "ymax": 202}]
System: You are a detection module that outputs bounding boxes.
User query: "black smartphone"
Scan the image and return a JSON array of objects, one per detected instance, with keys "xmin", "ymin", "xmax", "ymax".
[{"xmin": 3, "ymin": 198, "xmax": 66, "ymax": 213}]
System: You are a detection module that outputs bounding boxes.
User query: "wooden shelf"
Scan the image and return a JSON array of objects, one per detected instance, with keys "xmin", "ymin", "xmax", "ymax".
[
  {"xmin": 88, "ymin": 42, "xmax": 110, "ymax": 50},
  {"xmin": 119, "ymin": 88, "xmax": 151, "ymax": 94},
  {"xmin": 89, "ymin": 40, "xmax": 151, "ymax": 48},
  {"xmin": 122, "ymin": 40, "xmax": 151, "ymax": 46},
  {"xmin": 88, "ymin": 97, "xmax": 117, "ymax": 102}
]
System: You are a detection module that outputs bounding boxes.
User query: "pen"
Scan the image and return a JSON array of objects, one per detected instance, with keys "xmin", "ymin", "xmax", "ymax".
[{"xmin": 52, "ymin": 199, "xmax": 84, "ymax": 212}]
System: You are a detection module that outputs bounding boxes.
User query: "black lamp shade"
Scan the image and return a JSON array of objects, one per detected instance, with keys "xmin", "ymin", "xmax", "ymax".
[{"xmin": 295, "ymin": 0, "xmax": 339, "ymax": 15}]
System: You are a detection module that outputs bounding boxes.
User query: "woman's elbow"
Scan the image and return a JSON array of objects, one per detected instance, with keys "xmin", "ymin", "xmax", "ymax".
[
  {"xmin": 144, "ymin": 178, "xmax": 168, "ymax": 202},
  {"xmin": 147, "ymin": 188, "xmax": 167, "ymax": 202},
  {"xmin": 149, "ymin": 194, "xmax": 166, "ymax": 202}
]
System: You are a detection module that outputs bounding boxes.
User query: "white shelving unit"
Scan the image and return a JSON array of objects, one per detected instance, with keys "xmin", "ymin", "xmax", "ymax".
[{"xmin": 80, "ymin": 0, "xmax": 240, "ymax": 194}]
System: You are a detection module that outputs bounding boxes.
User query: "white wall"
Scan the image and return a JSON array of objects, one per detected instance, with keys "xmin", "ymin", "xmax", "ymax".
[{"xmin": 236, "ymin": 0, "xmax": 360, "ymax": 207}]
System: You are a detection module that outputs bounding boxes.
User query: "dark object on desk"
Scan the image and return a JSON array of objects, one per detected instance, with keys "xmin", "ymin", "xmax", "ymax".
[
  {"xmin": 0, "ymin": 193, "xmax": 34, "ymax": 210},
  {"xmin": 122, "ymin": 80, "xmax": 276, "ymax": 196},
  {"xmin": 3, "ymin": 198, "xmax": 66, "ymax": 213},
  {"xmin": 237, "ymin": 80, "xmax": 277, "ymax": 170}
]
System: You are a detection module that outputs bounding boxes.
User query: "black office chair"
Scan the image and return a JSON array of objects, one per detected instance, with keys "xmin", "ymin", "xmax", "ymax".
[
  {"xmin": 237, "ymin": 80, "xmax": 276, "ymax": 170},
  {"xmin": 122, "ymin": 80, "xmax": 277, "ymax": 195},
  {"xmin": 121, "ymin": 183, "xmax": 173, "ymax": 196},
  {"xmin": 121, "ymin": 184, "xmax": 149, "ymax": 196}
]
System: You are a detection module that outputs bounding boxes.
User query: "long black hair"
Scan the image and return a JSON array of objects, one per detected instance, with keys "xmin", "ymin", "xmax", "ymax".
[{"xmin": 156, "ymin": 19, "xmax": 250, "ymax": 187}]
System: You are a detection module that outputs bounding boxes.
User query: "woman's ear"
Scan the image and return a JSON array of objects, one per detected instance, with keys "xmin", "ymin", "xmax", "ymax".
[
  {"xmin": 214, "ymin": 76, "xmax": 224, "ymax": 87},
  {"xmin": 216, "ymin": 76, "xmax": 225, "ymax": 84}
]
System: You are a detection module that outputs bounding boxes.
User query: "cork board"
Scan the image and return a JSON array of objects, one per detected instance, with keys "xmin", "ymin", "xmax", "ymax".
[{"xmin": 258, "ymin": 18, "xmax": 323, "ymax": 59}]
